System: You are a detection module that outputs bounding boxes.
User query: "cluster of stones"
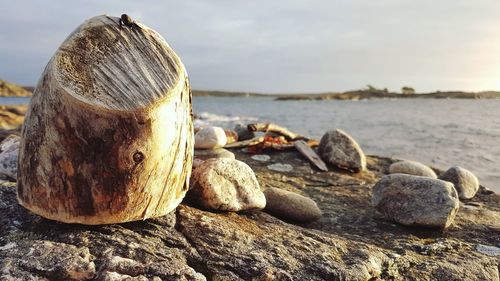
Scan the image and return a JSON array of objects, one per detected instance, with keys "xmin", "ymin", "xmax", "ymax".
[
  {"xmin": 191, "ymin": 124, "xmax": 322, "ymax": 223},
  {"xmin": 314, "ymin": 128, "xmax": 480, "ymax": 229},
  {"xmin": 373, "ymin": 158, "xmax": 479, "ymax": 229},
  {"xmin": 156, "ymin": 123, "xmax": 484, "ymax": 228}
]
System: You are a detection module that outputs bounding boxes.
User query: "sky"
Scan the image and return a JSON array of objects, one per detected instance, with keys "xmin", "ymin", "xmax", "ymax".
[{"xmin": 1, "ymin": 0, "xmax": 500, "ymax": 93}]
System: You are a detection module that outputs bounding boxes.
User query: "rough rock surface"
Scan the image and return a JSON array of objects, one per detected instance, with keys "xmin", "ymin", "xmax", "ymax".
[
  {"xmin": 372, "ymin": 174, "xmax": 459, "ymax": 228},
  {"xmin": 194, "ymin": 126, "xmax": 227, "ymax": 149},
  {"xmin": 1, "ymin": 240, "xmax": 96, "ymax": 280},
  {"xmin": 1, "ymin": 148, "xmax": 500, "ymax": 280},
  {"xmin": 440, "ymin": 166, "xmax": 480, "ymax": 199},
  {"xmin": 194, "ymin": 148, "xmax": 235, "ymax": 161},
  {"xmin": 389, "ymin": 160, "xmax": 438, "ymax": 178},
  {"xmin": 263, "ymin": 187, "xmax": 322, "ymax": 222},
  {"xmin": 189, "ymin": 158, "xmax": 266, "ymax": 211},
  {"xmin": 318, "ymin": 129, "xmax": 367, "ymax": 172},
  {"xmin": 0, "ymin": 79, "xmax": 32, "ymax": 97},
  {"xmin": 0, "ymin": 134, "xmax": 19, "ymax": 180},
  {"xmin": 0, "ymin": 105, "xmax": 27, "ymax": 130}
]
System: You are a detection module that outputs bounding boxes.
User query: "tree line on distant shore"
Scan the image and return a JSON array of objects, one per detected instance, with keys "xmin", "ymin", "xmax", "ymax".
[{"xmin": 365, "ymin": 85, "xmax": 415, "ymax": 95}]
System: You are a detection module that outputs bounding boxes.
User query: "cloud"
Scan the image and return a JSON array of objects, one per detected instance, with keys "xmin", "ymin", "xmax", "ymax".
[{"xmin": 1, "ymin": 0, "xmax": 500, "ymax": 92}]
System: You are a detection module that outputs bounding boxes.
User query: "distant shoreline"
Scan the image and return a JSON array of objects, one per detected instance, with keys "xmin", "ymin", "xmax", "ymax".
[
  {"xmin": 192, "ymin": 90, "xmax": 500, "ymax": 100},
  {"xmin": 2, "ymin": 79, "xmax": 500, "ymax": 100},
  {"xmin": 273, "ymin": 91, "xmax": 500, "ymax": 101}
]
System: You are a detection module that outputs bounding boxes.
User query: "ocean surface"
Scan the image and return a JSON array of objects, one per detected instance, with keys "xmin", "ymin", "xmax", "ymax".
[
  {"xmin": 193, "ymin": 96, "xmax": 500, "ymax": 193},
  {"xmin": 1, "ymin": 96, "xmax": 498, "ymax": 193},
  {"xmin": 0, "ymin": 97, "xmax": 31, "ymax": 105}
]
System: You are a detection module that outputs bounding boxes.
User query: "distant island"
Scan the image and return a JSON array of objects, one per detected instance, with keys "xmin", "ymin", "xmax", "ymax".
[
  {"xmin": 273, "ymin": 85, "xmax": 500, "ymax": 101},
  {"xmin": 273, "ymin": 90, "xmax": 500, "ymax": 101},
  {"xmin": 2, "ymin": 79, "xmax": 500, "ymax": 100},
  {"xmin": 0, "ymin": 79, "xmax": 32, "ymax": 97},
  {"xmin": 192, "ymin": 85, "xmax": 500, "ymax": 100}
]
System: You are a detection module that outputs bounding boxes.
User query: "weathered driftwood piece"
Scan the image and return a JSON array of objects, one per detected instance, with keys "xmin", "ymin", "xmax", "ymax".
[
  {"xmin": 246, "ymin": 136, "xmax": 294, "ymax": 153},
  {"xmin": 262, "ymin": 136, "xmax": 293, "ymax": 150},
  {"xmin": 307, "ymin": 139, "xmax": 320, "ymax": 147},
  {"xmin": 17, "ymin": 15, "xmax": 193, "ymax": 225},
  {"xmin": 247, "ymin": 123, "xmax": 302, "ymax": 140},
  {"xmin": 294, "ymin": 140, "xmax": 328, "ymax": 172},
  {"xmin": 224, "ymin": 136, "xmax": 265, "ymax": 148}
]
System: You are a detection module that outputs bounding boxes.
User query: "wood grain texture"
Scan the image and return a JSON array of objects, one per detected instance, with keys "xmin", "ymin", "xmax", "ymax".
[{"xmin": 17, "ymin": 15, "xmax": 193, "ymax": 225}]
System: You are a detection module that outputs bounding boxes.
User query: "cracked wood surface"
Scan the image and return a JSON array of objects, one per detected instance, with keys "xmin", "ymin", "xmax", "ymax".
[{"xmin": 16, "ymin": 15, "xmax": 194, "ymax": 225}]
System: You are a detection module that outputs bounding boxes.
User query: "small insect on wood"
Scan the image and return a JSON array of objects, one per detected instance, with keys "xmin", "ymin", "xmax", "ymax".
[{"xmin": 119, "ymin": 14, "xmax": 139, "ymax": 29}]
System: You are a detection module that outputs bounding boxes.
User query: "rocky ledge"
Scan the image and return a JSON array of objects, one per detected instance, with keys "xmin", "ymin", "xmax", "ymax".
[
  {"xmin": 0, "ymin": 79, "xmax": 32, "ymax": 98},
  {"xmin": 1, "ymin": 148, "xmax": 499, "ymax": 280},
  {"xmin": 0, "ymin": 105, "xmax": 27, "ymax": 131}
]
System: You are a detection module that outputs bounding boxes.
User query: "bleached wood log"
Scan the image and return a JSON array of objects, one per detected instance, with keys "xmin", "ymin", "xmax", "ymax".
[{"xmin": 17, "ymin": 15, "xmax": 193, "ymax": 225}]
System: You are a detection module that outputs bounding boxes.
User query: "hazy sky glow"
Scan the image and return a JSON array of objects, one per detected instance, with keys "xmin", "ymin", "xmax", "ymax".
[{"xmin": 1, "ymin": 0, "xmax": 500, "ymax": 93}]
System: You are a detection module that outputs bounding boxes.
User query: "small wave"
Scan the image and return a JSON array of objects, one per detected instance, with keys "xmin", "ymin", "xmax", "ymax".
[{"xmin": 195, "ymin": 112, "xmax": 258, "ymax": 122}]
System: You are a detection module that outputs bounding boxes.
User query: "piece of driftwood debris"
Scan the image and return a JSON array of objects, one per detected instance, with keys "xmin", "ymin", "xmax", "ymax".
[
  {"xmin": 306, "ymin": 139, "xmax": 320, "ymax": 147},
  {"xmin": 247, "ymin": 123, "xmax": 302, "ymax": 140},
  {"xmin": 17, "ymin": 15, "xmax": 193, "ymax": 225},
  {"xmin": 294, "ymin": 140, "xmax": 328, "ymax": 171},
  {"xmin": 224, "ymin": 136, "xmax": 265, "ymax": 148},
  {"xmin": 263, "ymin": 136, "xmax": 293, "ymax": 150},
  {"xmin": 245, "ymin": 136, "xmax": 293, "ymax": 153}
]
